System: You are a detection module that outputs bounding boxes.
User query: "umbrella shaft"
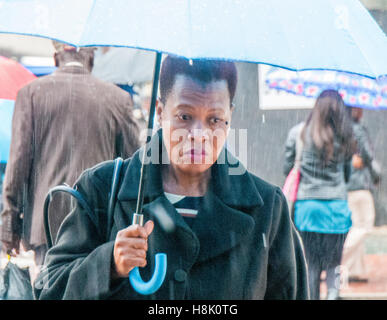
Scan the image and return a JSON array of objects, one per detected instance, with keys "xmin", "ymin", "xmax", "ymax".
[{"xmin": 135, "ymin": 52, "xmax": 162, "ymax": 216}]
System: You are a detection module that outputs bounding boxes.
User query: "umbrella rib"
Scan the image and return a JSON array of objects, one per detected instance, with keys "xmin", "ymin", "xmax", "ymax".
[
  {"xmin": 272, "ymin": 1, "xmax": 300, "ymax": 71},
  {"xmin": 78, "ymin": 0, "xmax": 98, "ymax": 46}
]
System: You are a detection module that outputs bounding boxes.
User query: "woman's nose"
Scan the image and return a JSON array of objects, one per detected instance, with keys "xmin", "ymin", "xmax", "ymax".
[{"xmin": 188, "ymin": 126, "xmax": 210, "ymax": 142}]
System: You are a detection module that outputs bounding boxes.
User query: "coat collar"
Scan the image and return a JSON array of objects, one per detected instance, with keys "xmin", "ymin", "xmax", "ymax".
[
  {"xmin": 117, "ymin": 129, "xmax": 264, "ymax": 209},
  {"xmin": 54, "ymin": 65, "xmax": 91, "ymax": 76}
]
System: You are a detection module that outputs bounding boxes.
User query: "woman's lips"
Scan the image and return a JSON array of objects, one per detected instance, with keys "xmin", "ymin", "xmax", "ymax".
[
  {"xmin": 183, "ymin": 149, "xmax": 208, "ymax": 163},
  {"xmin": 188, "ymin": 149, "xmax": 207, "ymax": 156},
  {"xmin": 183, "ymin": 148, "xmax": 207, "ymax": 156}
]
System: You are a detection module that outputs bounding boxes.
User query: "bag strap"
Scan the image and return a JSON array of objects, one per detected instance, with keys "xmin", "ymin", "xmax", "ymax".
[
  {"xmin": 294, "ymin": 125, "xmax": 304, "ymax": 166},
  {"xmin": 44, "ymin": 157, "xmax": 124, "ymax": 248},
  {"xmin": 106, "ymin": 157, "xmax": 124, "ymax": 240},
  {"xmin": 44, "ymin": 185, "xmax": 94, "ymax": 248}
]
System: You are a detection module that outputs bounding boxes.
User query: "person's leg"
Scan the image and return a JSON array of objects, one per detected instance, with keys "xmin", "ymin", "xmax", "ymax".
[
  {"xmin": 342, "ymin": 227, "xmax": 366, "ymax": 279},
  {"xmin": 325, "ymin": 233, "xmax": 347, "ymax": 300},
  {"xmin": 361, "ymin": 190, "xmax": 376, "ymax": 232},
  {"xmin": 299, "ymin": 231, "xmax": 323, "ymax": 300},
  {"xmin": 342, "ymin": 190, "xmax": 374, "ymax": 279}
]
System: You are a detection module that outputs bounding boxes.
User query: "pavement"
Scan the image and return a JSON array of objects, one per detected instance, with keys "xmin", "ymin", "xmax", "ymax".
[{"xmin": 320, "ymin": 225, "xmax": 387, "ymax": 300}]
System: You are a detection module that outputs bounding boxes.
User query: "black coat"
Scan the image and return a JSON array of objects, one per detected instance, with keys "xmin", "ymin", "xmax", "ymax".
[
  {"xmin": 34, "ymin": 132, "xmax": 309, "ymax": 300},
  {"xmin": 347, "ymin": 121, "xmax": 379, "ymax": 191}
]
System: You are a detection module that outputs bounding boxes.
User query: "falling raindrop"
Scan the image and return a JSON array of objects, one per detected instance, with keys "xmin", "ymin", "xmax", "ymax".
[{"xmin": 262, "ymin": 233, "xmax": 267, "ymax": 248}]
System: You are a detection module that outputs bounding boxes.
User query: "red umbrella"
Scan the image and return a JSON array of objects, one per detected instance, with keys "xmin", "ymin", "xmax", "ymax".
[{"xmin": 0, "ymin": 56, "xmax": 36, "ymax": 100}]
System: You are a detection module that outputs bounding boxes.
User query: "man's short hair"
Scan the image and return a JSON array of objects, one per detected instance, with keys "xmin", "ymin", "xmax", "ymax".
[{"xmin": 159, "ymin": 55, "xmax": 238, "ymax": 105}]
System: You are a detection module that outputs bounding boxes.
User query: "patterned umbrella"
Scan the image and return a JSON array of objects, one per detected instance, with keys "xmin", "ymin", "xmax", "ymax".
[{"xmin": 265, "ymin": 67, "xmax": 387, "ymax": 109}]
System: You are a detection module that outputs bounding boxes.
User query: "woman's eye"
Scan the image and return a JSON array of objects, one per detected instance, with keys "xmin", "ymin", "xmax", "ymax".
[
  {"xmin": 178, "ymin": 114, "xmax": 191, "ymax": 121},
  {"xmin": 210, "ymin": 117, "xmax": 223, "ymax": 125}
]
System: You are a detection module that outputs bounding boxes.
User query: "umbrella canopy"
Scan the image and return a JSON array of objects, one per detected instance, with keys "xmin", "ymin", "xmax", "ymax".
[
  {"xmin": 265, "ymin": 67, "xmax": 387, "ymax": 109},
  {"xmin": 0, "ymin": 99, "xmax": 14, "ymax": 163},
  {"xmin": 92, "ymin": 47, "xmax": 154, "ymax": 85},
  {"xmin": 0, "ymin": 0, "xmax": 386, "ymax": 79},
  {"xmin": 0, "ymin": 56, "xmax": 36, "ymax": 100}
]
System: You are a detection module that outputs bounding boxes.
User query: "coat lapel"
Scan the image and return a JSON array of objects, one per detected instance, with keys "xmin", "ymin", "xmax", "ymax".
[
  {"xmin": 117, "ymin": 194, "xmax": 201, "ymax": 265},
  {"xmin": 192, "ymin": 189, "xmax": 256, "ymax": 262}
]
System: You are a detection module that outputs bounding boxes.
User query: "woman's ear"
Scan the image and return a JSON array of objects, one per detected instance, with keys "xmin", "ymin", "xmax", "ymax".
[
  {"xmin": 54, "ymin": 52, "xmax": 59, "ymax": 67},
  {"xmin": 156, "ymin": 99, "xmax": 163, "ymax": 123},
  {"xmin": 230, "ymin": 102, "xmax": 235, "ymax": 114},
  {"xmin": 225, "ymin": 103, "xmax": 235, "ymax": 129}
]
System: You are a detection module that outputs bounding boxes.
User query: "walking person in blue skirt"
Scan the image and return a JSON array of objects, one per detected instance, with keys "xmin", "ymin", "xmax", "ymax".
[{"xmin": 284, "ymin": 90, "xmax": 356, "ymax": 300}]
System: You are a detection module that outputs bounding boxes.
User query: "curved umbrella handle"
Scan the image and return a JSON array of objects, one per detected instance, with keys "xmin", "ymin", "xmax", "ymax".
[
  {"xmin": 129, "ymin": 213, "xmax": 167, "ymax": 295},
  {"xmin": 129, "ymin": 253, "xmax": 167, "ymax": 295}
]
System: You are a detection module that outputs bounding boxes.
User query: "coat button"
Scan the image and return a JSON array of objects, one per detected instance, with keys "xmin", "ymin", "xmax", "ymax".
[{"xmin": 174, "ymin": 269, "xmax": 187, "ymax": 282}]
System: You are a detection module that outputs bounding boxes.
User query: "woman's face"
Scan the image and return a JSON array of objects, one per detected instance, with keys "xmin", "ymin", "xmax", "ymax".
[{"xmin": 157, "ymin": 74, "xmax": 233, "ymax": 175}]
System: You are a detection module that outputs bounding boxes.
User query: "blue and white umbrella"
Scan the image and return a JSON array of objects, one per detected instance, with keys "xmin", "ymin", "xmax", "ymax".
[{"xmin": 0, "ymin": 0, "xmax": 386, "ymax": 79}]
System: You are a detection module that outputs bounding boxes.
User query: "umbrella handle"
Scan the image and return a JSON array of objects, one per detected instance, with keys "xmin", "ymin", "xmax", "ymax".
[
  {"xmin": 128, "ymin": 213, "xmax": 167, "ymax": 295},
  {"xmin": 129, "ymin": 253, "xmax": 167, "ymax": 295}
]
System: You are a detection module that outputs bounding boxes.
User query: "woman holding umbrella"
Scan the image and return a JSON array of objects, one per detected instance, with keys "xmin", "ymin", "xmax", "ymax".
[
  {"xmin": 284, "ymin": 90, "xmax": 356, "ymax": 300},
  {"xmin": 34, "ymin": 56, "xmax": 308, "ymax": 300}
]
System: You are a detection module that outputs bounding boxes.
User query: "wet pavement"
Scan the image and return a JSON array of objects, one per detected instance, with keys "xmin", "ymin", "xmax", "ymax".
[
  {"xmin": 2, "ymin": 226, "xmax": 387, "ymax": 300},
  {"xmin": 321, "ymin": 226, "xmax": 387, "ymax": 300}
]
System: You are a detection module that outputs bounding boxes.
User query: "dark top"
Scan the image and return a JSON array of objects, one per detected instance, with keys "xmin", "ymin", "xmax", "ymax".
[
  {"xmin": 347, "ymin": 121, "xmax": 378, "ymax": 191},
  {"xmin": 164, "ymin": 192, "xmax": 203, "ymax": 228}
]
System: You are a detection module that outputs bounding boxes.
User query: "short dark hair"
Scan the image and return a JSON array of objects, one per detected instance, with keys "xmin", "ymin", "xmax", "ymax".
[
  {"xmin": 159, "ymin": 55, "xmax": 238, "ymax": 105},
  {"xmin": 54, "ymin": 48, "xmax": 95, "ymax": 70}
]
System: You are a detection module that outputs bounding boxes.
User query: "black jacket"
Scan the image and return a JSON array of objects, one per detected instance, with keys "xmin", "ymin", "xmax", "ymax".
[
  {"xmin": 347, "ymin": 121, "xmax": 378, "ymax": 191},
  {"xmin": 34, "ymin": 132, "xmax": 309, "ymax": 300}
]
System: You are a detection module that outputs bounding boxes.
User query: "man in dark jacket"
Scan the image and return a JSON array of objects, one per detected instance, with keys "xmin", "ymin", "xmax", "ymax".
[
  {"xmin": 0, "ymin": 42, "xmax": 140, "ymax": 269},
  {"xmin": 341, "ymin": 107, "xmax": 381, "ymax": 282},
  {"xmin": 34, "ymin": 56, "xmax": 308, "ymax": 300}
]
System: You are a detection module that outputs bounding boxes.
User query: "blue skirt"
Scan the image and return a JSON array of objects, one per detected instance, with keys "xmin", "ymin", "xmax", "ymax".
[{"xmin": 294, "ymin": 199, "xmax": 352, "ymax": 234}]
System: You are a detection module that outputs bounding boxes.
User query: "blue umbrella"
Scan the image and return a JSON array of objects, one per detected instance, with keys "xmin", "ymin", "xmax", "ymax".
[
  {"xmin": 23, "ymin": 65, "xmax": 57, "ymax": 77},
  {"xmin": 0, "ymin": 99, "xmax": 14, "ymax": 163},
  {"xmin": 265, "ymin": 67, "xmax": 387, "ymax": 109},
  {"xmin": 0, "ymin": 0, "xmax": 386, "ymax": 79}
]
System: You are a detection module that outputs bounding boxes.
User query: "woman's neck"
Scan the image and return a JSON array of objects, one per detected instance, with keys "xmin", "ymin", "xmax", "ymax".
[{"xmin": 162, "ymin": 165, "xmax": 210, "ymax": 197}]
